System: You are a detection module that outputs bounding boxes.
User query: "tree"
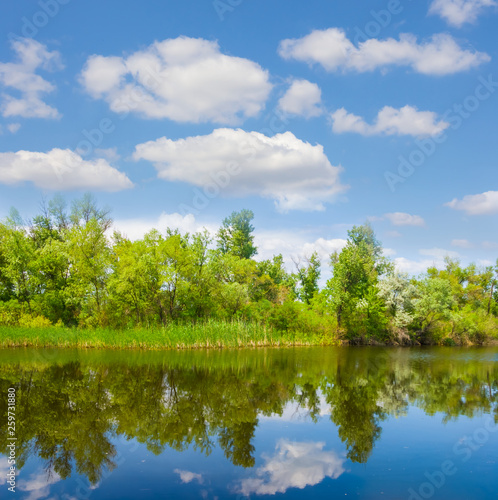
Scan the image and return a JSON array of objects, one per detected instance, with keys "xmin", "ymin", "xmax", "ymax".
[
  {"xmin": 293, "ymin": 252, "xmax": 321, "ymax": 305},
  {"xmin": 376, "ymin": 272, "xmax": 417, "ymax": 328},
  {"xmin": 217, "ymin": 209, "xmax": 257, "ymax": 259},
  {"xmin": 327, "ymin": 223, "xmax": 391, "ymax": 333},
  {"xmin": 413, "ymin": 277, "xmax": 455, "ymax": 333},
  {"xmin": 66, "ymin": 195, "xmax": 113, "ymax": 324}
]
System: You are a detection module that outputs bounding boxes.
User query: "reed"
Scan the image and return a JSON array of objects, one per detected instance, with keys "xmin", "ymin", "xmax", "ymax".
[{"xmin": 0, "ymin": 320, "xmax": 338, "ymax": 350}]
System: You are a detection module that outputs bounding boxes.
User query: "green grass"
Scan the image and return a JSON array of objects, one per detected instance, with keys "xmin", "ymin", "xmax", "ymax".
[{"xmin": 0, "ymin": 320, "xmax": 339, "ymax": 350}]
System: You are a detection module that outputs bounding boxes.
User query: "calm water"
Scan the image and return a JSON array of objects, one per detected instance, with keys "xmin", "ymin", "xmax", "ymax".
[{"xmin": 0, "ymin": 346, "xmax": 497, "ymax": 500}]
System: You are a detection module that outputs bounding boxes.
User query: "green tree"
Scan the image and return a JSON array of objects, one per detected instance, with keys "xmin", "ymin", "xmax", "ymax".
[
  {"xmin": 293, "ymin": 252, "xmax": 321, "ymax": 305},
  {"xmin": 413, "ymin": 277, "xmax": 455, "ymax": 334},
  {"xmin": 217, "ymin": 209, "xmax": 257, "ymax": 259},
  {"xmin": 327, "ymin": 224, "xmax": 390, "ymax": 335}
]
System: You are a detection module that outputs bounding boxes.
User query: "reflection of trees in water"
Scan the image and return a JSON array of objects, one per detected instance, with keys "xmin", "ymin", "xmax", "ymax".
[{"xmin": 0, "ymin": 348, "xmax": 496, "ymax": 483}]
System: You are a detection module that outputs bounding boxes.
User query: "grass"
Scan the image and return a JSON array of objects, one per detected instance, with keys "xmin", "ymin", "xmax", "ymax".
[{"xmin": 0, "ymin": 320, "xmax": 339, "ymax": 350}]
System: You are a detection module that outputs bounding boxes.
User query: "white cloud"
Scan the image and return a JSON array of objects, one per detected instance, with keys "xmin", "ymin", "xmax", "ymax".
[
  {"xmin": 383, "ymin": 248, "xmax": 397, "ymax": 257},
  {"xmin": 394, "ymin": 257, "xmax": 446, "ymax": 275},
  {"xmin": 235, "ymin": 440, "xmax": 345, "ymax": 496},
  {"xmin": 256, "ymin": 230, "xmax": 346, "ymax": 261},
  {"xmin": 0, "ymin": 148, "xmax": 133, "ymax": 191},
  {"xmin": 7, "ymin": 123, "xmax": 21, "ymax": 133},
  {"xmin": 331, "ymin": 106, "xmax": 449, "ymax": 137},
  {"xmin": 80, "ymin": 36, "xmax": 272, "ymax": 124},
  {"xmin": 278, "ymin": 79, "xmax": 322, "ymax": 118},
  {"xmin": 395, "ymin": 248, "xmax": 461, "ymax": 275},
  {"xmin": 445, "ymin": 190, "xmax": 498, "ymax": 215},
  {"xmin": 429, "ymin": 0, "xmax": 497, "ymax": 27},
  {"xmin": 384, "ymin": 212, "xmax": 425, "ymax": 226},
  {"xmin": 94, "ymin": 147, "xmax": 121, "ymax": 162},
  {"xmin": 278, "ymin": 28, "xmax": 489, "ymax": 75},
  {"xmin": 0, "ymin": 38, "xmax": 62, "ymax": 119},
  {"xmin": 419, "ymin": 248, "xmax": 460, "ymax": 259},
  {"xmin": 174, "ymin": 469, "xmax": 203, "ymax": 484},
  {"xmin": 301, "ymin": 237, "xmax": 347, "ymax": 260},
  {"xmin": 113, "ymin": 212, "xmax": 217, "ymax": 240},
  {"xmin": 255, "ymin": 231, "xmax": 346, "ymax": 286},
  {"xmin": 451, "ymin": 239, "xmax": 474, "ymax": 248},
  {"xmin": 133, "ymin": 128, "xmax": 347, "ymax": 212}
]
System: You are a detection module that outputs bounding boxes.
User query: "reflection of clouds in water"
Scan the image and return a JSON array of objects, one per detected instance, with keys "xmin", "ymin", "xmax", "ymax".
[
  {"xmin": 236, "ymin": 439, "xmax": 345, "ymax": 496},
  {"xmin": 18, "ymin": 469, "xmax": 60, "ymax": 500},
  {"xmin": 174, "ymin": 469, "xmax": 203, "ymax": 484},
  {"xmin": 0, "ymin": 458, "xmax": 11, "ymax": 485}
]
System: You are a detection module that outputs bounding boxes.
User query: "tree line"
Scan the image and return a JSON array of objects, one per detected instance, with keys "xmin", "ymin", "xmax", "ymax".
[{"xmin": 0, "ymin": 194, "xmax": 497, "ymax": 344}]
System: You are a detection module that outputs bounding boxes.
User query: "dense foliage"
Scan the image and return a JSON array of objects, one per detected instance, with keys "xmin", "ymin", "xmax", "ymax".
[{"xmin": 0, "ymin": 195, "xmax": 497, "ymax": 344}]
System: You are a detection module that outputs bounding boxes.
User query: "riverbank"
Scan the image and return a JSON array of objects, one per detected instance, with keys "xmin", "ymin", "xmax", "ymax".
[
  {"xmin": 0, "ymin": 322, "xmax": 339, "ymax": 350},
  {"xmin": 0, "ymin": 322, "xmax": 496, "ymax": 350}
]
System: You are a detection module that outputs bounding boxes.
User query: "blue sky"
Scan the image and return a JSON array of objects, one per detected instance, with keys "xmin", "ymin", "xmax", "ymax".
[{"xmin": 0, "ymin": 0, "xmax": 497, "ymax": 275}]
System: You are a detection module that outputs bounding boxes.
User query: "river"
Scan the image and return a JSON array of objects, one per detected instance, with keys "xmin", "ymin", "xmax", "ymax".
[{"xmin": 0, "ymin": 346, "xmax": 497, "ymax": 499}]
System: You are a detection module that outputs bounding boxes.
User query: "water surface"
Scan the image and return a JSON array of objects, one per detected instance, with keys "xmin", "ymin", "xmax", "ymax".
[{"xmin": 0, "ymin": 346, "xmax": 497, "ymax": 499}]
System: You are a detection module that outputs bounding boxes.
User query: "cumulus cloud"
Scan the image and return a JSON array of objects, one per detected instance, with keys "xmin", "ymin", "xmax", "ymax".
[
  {"xmin": 0, "ymin": 149, "xmax": 133, "ymax": 191},
  {"xmin": 445, "ymin": 190, "xmax": 498, "ymax": 215},
  {"xmin": 331, "ymin": 106, "xmax": 449, "ymax": 137},
  {"xmin": 174, "ymin": 469, "xmax": 203, "ymax": 484},
  {"xmin": 278, "ymin": 28, "xmax": 489, "ymax": 75},
  {"xmin": 384, "ymin": 212, "xmax": 426, "ymax": 226},
  {"xmin": 429, "ymin": 0, "xmax": 497, "ymax": 27},
  {"xmin": 80, "ymin": 36, "xmax": 272, "ymax": 124},
  {"xmin": 0, "ymin": 38, "xmax": 62, "ymax": 118},
  {"xmin": 235, "ymin": 440, "xmax": 345, "ymax": 496},
  {"xmin": 278, "ymin": 79, "xmax": 322, "ymax": 118},
  {"xmin": 133, "ymin": 128, "xmax": 347, "ymax": 212}
]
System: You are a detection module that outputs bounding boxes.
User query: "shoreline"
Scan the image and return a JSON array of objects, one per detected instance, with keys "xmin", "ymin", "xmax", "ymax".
[{"xmin": 0, "ymin": 325, "xmax": 496, "ymax": 351}]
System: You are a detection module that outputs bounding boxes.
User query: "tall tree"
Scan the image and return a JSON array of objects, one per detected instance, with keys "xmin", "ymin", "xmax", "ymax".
[
  {"xmin": 327, "ymin": 223, "xmax": 390, "ymax": 331},
  {"xmin": 217, "ymin": 209, "xmax": 257, "ymax": 259},
  {"xmin": 293, "ymin": 252, "xmax": 321, "ymax": 305}
]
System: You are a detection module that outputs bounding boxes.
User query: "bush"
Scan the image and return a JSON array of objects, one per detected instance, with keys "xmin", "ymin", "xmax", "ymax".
[{"xmin": 18, "ymin": 313, "xmax": 53, "ymax": 328}]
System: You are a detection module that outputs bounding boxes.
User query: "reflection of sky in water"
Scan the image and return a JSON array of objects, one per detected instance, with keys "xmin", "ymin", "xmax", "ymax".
[
  {"xmin": 0, "ymin": 347, "xmax": 497, "ymax": 499},
  {"xmin": 234, "ymin": 439, "xmax": 345, "ymax": 496},
  {"xmin": 4, "ymin": 410, "xmax": 498, "ymax": 500}
]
